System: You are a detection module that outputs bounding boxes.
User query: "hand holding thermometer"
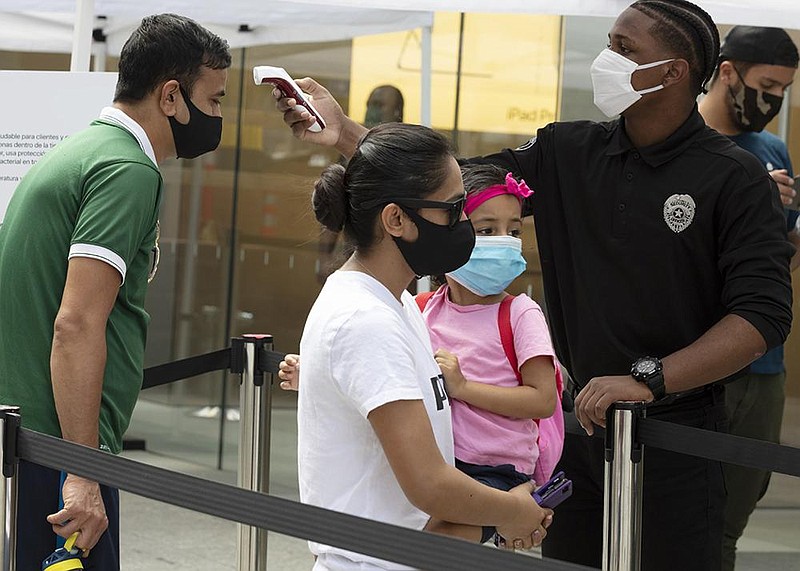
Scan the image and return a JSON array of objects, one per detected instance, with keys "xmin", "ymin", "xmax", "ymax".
[{"xmin": 254, "ymin": 65, "xmax": 326, "ymax": 133}]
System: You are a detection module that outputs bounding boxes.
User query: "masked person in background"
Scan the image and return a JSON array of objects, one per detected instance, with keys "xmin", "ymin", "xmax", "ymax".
[
  {"xmin": 0, "ymin": 14, "xmax": 230, "ymax": 569},
  {"xmin": 364, "ymin": 84, "xmax": 405, "ymax": 126},
  {"xmin": 273, "ymin": 1, "xmax": 793, "ymax": 569},
  {"xmin": 316, "ymin": 85, "xmax": 405, "ymax": 284},
  {"xmin": 698, "ymin": 26, "xmax": 800, "ymax": 571}
]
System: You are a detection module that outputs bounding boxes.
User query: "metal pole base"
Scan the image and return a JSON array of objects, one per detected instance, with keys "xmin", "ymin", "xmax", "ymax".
[
  {"xmin": 0, "ymin": 406, "xmax": 20, "ymax": 571},
  {"xmin": 603, "ymin": 402, "xmax": 645, "ymax": 571},
  {"xmin": 235, "ymin": 336, "xmax": 273, "ymax": 571}
]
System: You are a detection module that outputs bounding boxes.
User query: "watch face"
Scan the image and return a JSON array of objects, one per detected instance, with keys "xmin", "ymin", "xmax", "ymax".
[{"xmin": 635, "ymin": 360, "xmax": 657, "ymax": 375}]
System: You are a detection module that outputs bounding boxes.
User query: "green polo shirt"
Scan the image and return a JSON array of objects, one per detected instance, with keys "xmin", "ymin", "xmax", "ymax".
[{"xmin": 0, "ymin": 118, "xmax": 162, "ymax": 453}]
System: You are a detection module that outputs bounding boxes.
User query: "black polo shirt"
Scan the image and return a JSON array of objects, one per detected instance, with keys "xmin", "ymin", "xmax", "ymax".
[{"xmin": 474, "ymin": 106, "xmax": 793, "ymax": 390}]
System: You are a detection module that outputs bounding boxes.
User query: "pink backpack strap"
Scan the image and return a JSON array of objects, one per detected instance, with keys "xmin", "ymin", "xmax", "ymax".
[
  {"xmin": 497, "ymin": 295, "xmax": 522, "ymax": 385},
  {"xmin": 497, "ymin": 294, "xmax": 565, "ymax": 484},
  {"xmin": 415, "ymin": 290, "xmax": 436, "ymax": 312}
]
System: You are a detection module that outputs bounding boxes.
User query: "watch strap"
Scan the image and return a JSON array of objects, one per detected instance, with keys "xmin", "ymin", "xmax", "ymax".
[
  {"xmin": 631, "ymin": 357, "xmax": 666, "ymax": 401},
  {"xmin": 643, "ymin": 371, "xmax": 666, "ymax": 401}
]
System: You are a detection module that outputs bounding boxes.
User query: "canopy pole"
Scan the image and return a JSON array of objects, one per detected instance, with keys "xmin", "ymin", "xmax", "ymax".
[
  {"xmin": 420, "ymin": 24, "xmax": 432, "ymax": 127},
  {"xmin": 70, "ymin": 0, "xmax": 94, "ymax": 72},
  {"xmin": 415, "ymin": 24, "xmax": 434, "ymax": 295}
]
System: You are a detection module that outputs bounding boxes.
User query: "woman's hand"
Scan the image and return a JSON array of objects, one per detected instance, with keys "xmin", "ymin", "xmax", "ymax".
[{"xmin": 495, "ymin": 480, "xmax": 554, "ymax": 550}]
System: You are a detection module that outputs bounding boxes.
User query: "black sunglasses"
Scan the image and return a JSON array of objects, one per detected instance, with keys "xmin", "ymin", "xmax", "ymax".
[{"xmin": 385, "ymin": 196, "xmax": 466, "ymax": 228}]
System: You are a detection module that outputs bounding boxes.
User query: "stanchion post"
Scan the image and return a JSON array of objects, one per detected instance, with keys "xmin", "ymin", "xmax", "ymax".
[
  {"xmin": 234, "ymin": 335, "xmax": 273, "ymax": 571},
  {"xmin": 602, "ymin": 402, "xmax": 645, "ymax": 571},
  {"xmin": 0, "ymin": 406, "xmax": 20, "ymax": 571}
]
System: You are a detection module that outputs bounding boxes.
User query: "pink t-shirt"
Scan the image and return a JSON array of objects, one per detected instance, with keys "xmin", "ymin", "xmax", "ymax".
[{"xmin": 423, "ymin": 286, "xmax": 556, "ymax": 475}]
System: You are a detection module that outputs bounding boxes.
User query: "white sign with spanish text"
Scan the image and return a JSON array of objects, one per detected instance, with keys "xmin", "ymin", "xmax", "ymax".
[{"xmin": 0, "ymin": 71, "xmax": 118, "ymax": 222}]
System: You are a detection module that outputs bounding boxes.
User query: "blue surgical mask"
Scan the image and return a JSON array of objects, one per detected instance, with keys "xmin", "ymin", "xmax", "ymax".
[{"xmin": 446, "ymin": 235, "xmax": 526, "ymax": 296}]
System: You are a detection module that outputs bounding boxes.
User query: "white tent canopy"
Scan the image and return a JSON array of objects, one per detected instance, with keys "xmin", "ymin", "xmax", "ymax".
[
  {"xmin": 0, "ymin": 2, "xmax": 434, "ymax": 55},
  {"xmin": 288, "ymin": 0, "xmax": 800, "ymax": 29},
  {"xmin": 4, "ymin": 0, "xmax": 800, "ymax": 57}
]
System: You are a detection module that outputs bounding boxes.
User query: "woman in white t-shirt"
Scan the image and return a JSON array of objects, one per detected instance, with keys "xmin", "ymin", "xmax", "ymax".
[{"xmin": 298, "ymin": 123, "xmax": 552, "ymax": 570}]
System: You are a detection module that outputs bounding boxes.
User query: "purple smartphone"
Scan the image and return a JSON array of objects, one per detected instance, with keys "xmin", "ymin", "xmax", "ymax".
[{"xmin": 532, "ymin": 471, "xmax": 573, "ymax": 509}]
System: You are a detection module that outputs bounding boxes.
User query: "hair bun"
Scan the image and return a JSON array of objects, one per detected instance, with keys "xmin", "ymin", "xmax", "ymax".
[{"xmin": 312, "ymin": 164, "xmax": 348, "ymax": 232}]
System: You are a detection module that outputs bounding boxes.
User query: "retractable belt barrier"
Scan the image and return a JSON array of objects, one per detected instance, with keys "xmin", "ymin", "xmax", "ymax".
[
  {"xmin": 141, "ymin": 345, "xmax": 286, "ymax": 389},
  {"xmin": 141, "ymin": 347, "xmax": 231, "ymax": 389},
  {"xmin": 638, "ymin": 417, "xmax": 800, "ymax": 478},
  {"xmin": 3, "ymin": 341, "xmax": 800, "ymax": 571},
  {"xmin": 11, "ymin": 428, "xmax": 593, "ymax": 571},
  {"xmin": 561, "ymin": 413, "xmax": 800, "ymax": 478}
]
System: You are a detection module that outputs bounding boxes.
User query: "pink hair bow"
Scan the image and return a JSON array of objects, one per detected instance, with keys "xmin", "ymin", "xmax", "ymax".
[{"xmin": 464, "ymin": 172, "xmax": 533, "ymax": 215}]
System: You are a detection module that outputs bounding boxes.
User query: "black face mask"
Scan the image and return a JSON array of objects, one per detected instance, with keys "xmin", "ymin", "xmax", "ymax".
[
  {"xmin": 392, "ymin": 206, "xmax": 475, "ymax": 277},
  {"xmin": 729, "ymin": 69, "xmax": 784, "ymax": 133},
  {"xmin": 168, "ymin": 86, "xmax": 223, "ymax": 159}
]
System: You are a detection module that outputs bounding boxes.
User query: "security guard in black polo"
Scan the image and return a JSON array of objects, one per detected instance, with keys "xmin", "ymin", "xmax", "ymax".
[
  {"xmin": 476, "ymin": 3, "xmax": 793, "ymax": 570},
  {"xmin": 273, "ymin": 1, "xmax": 793, "ymax": 570}
]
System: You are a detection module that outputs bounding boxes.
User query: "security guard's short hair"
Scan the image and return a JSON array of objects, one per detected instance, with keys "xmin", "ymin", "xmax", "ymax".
[{"xmin": 631, "ymin": 0, "xmax": 721, "ymax": 95}]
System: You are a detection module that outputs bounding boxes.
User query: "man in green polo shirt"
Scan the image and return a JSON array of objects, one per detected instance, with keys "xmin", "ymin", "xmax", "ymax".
[{"xmin": 0, "ymin": 14, "xmax": 230, "ymax": 569}]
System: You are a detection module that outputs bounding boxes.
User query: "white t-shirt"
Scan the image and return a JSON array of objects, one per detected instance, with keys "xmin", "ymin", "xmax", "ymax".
[{"xmin": 298, "ymin": 271, "xmax": 455, "ymax": 571}]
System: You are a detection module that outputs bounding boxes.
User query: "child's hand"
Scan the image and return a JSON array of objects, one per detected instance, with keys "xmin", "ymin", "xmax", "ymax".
[
  {"xmin": 278, "ymin": 354, "xmax": 300, "ymax": 391},
  {"xmin": 434, "ymin": 349, "xmax": 467, "ymax": 399}
]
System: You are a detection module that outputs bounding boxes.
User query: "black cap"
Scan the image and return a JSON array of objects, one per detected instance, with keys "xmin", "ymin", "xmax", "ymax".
[{"xmin": 720, "ymin": 26, "xmax": 799, "ymax": 68}]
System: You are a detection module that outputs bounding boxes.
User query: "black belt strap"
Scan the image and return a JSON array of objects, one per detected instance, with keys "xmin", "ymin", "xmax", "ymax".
[
  {"xmin": 563, "ymin": 412, "xmax": 800, "ymax": 476},
  {"xmin": 638, "ymin": 418, "xmax": 800, "ymax": 477},
  {"xmin": 141, "ymin": 347, "xmax": 286, "ymax": 389},
  {"xmin": 258, "ymin": 348, "xmax": 284, "ymax": 375},
  {"xmin": 141, "ymin": 348, "xmax": 231, "ymax": 390},
  {"xmin": 17, "ymin": 429, "xmax": 595, "ymax": 571}
]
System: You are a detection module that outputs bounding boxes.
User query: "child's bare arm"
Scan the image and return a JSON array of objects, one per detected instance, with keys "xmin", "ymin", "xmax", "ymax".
[{"xmin": 435, "ymin": 349, "xmax": 556, "ymax": 419}]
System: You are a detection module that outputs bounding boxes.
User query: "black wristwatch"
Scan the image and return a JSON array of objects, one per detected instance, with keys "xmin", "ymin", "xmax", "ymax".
[{"xmin": 630, "ymin": 356, "xmax": 666, "ymax": 401}]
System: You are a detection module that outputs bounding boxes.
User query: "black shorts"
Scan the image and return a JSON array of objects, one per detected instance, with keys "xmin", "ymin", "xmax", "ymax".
[{"xmin": 455, "ymin": 459, "xmax": 532, "ymax": 544}]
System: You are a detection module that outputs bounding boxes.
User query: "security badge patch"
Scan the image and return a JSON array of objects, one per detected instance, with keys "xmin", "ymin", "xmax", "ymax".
[{"xmin": 663, "ymin": 194, "xmax": 696, "ymax": 233}]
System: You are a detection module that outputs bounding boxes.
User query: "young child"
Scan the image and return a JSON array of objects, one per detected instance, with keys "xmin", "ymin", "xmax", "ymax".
[
  {"xmin": 418, "ymin": 163, "xmax": 560, "ymax": 543},
  {"xmin": 281, "ymin": 163, "xmax": 561, "ymax": 545}
]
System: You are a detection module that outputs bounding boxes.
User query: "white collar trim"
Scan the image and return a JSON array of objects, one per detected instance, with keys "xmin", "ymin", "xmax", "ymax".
[{"xmin": 98, "ymin": 106, "xmax": 158, "ymax": 167}]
